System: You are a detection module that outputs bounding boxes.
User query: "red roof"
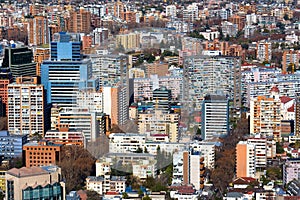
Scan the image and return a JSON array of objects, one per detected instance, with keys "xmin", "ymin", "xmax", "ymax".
[
  {"xmin": 233, "ymin": 177, "xmax": 257, "ymax": 185},
  {"xmin": 106, "ymin": 191, "xmax": 119, "ymax": 195},
  {"xmin": 287, "ymin": 105, "xmax": 295, "ymax": 112},
  {"xmin": 280, "ymin": 96, "xmax": 293, "ymax": 104},
  {"xmin": 270, "ymin": 86, "xmax": 279, "ymax": 93}
]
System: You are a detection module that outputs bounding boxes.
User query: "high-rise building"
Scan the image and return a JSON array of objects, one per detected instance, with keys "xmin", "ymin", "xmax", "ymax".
[
  {"xmin": 282, "ymin": 49, "xmax": 299, "ymax": 74},
  {"xmin": 236, "ymin": 141, "xmax": 255, "ymax": 178},
  {"xmin": 34, "ymin": 48, "xmax": 50, "ymax": 76},
  {"xmin": 295, "ymin": 96, "xmax": 300, "ymax": 136},
  {"xmin": 23, "ymin": 141, "xmax": 62, "ymax": 167},
  {"xmin": 0, "ymin": 78, "xmax": 10, "ymax": 116},
  {"xmin": 256, "ymin": 41, "xmax": 272, "ymax": 62},
  {"xmin": 138, "ymin": 110, "xmax": 179, "ymax": 142},
  {"xmin": 6, "ymin": 165, "xmax": 65, "ymax": 200},
  {"xmin": 54, "ymin": 110, "xmax": 100, "ymax": 142},
  {"xmin": 7, "ymin": 77, "xmax": 45, "ymax": 136},
  {"xmin": 283, "ymin": 158, "xmax": 300, "ymax": 185},
  {"xmin": 183, "ymin": 55, "xmax": 241, "ymax": 111},
  {"xmin": 201, "ymin": 95, "xmax": 229, "ymax": 140},
  {"xmin": 27, "ymin": 15, "xmax": 49, "ymax": 46},
  {"xmin": 116, "ymin": 32, "xmax": 140, "ymax": 50},
  {"xmin": 41, "ymin": 32, "xmax": 98, "ymax": 110},
  {"xmin": 68, "ymin": 8, "xmax": 91, "ymax": 34},
  {"xmin": 103, "ymin": 85, "xmax": 128, "ymax": 126},
  {"xmin": 172, "ymin": 150, "xmax": 205, "ymax": 190},
  {"xmin": 250, "ymin": 86, "xmax": 281, "ymax": 140},
  {"xmin": 1, "ymin": 46, "xmax": 36, "ymax": 79},
  {"xmin": 153, "ymin": 87, "xmax": 172, "ymax": 113}
]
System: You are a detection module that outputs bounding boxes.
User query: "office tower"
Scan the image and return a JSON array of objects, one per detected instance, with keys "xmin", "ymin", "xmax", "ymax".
[
  {"xmin": 68, "ymin": 8, "xmax": 91, "ymax": 34},
  {"xmin": 282, "ymin": 49, "xmax": 299, "ymax": 74},
  {"xmin": 23, "ymin": 141, "xmax": 61, "ymax": 167},
  {"xmin": 256, "ymin": 40, "xmax": 272, "ymax": 62},
  {"xmin": 0, "ymin": 130, "xmax": 27, "ymax": 158},
  {"xmin": 7, "ymin": 77, "xmax": 45, "ymax": 136},
  {"xmin": 236, "ymin": 141, "xmax": 255, "ymax": 178},
  {"xmin": 34, "ymin": 48, "xmax": 50, "ymax": 76},
  {"xmin": 27, "ymin": 15, "xmax": 49, "ymax": 46},
  {"xmin": 183, "ymin": 55, "xmax": 241, "ymax": 111},
  {"xmin": 172, "ymin": 150, "xmax": 205, "ymax": 190},
  {"xmin": 6, "ymin": 165, "xmax": 65, "ymax": 200},
  {"xmin": 250, "ymin": 86, "xmax": 281, "ymax": 140},
  {"xmin": 1, "ymin": 46, "xmax": 36, "ymax": 78},
  {"xmin": 153, "ymin": 87, "xmax": 172, "ymax": 113},
  {"xmin": 201, "ymin": 95, "xmax": 229, "ymax": 140},
  {"xmin": 41, "ymin": 32, "xmax": 98, "ymax": 110}
]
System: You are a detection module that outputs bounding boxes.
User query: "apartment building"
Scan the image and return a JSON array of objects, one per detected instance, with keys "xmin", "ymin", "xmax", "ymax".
[
  {"xmin": 7, "ymin": 76, "xmax": 45, "ymax": 136},
  {"xmin": 183, "ymin": 55, "xmax": 241, "ymax": 111},
  {"xmin": 116, "ymin": 32, "xmax": 140, "ymax": 50},
  {"xmin": 236, "ymin": 141, "xmax": 256, "ymax": 178},
  {"xmin": 34, "ymin": 48, "xmax": 50, "ymax": 76},
  {"xmin": 256, "ymin": 41, "xmax": 272, "ymax": 62},
  {"xmin": 283, "ymin": 158, "xmax": 300, "ymax": 185},
  {"xmin": 282, "ymin": 49, "xmax": 299, "ymax": 74},
  {"xmin": 172, "ymin": 150, "xmax": 205, "ymax": 190},
  {"xmin": 250, "ymin": 87, "xmax": 281, "ymax": 140},
  {"xmin": 138, "ymin": 110, "xmax": 179, "ymax": 142},
  {"xmin": 86, "ymin": 175, "xmax": 126, "ymax": 195},
  {"xmin": 134, "ymin": 75, "xmax": 182, "ymax": 102},
  {"xmin": 27, "ymin": 15, "xmax": 49, "ymax": 46},
  {"xmin": 44, "ymin": 124, "xmax": 85, "ymax": 147}
]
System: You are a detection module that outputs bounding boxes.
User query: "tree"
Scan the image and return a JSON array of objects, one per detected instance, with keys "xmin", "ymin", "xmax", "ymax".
[
  {"xmin": 58, "ymin": 146, "xmax": 96, "ymax": 192},
  {"xmin": 122, "ymin": 192, "xmax": 129, "ymax": 199},
  {"xmin": 86, "ymin": 190, "xmax": 101, "ymax": 200},
  {"xmin": 276, "ymin": 142, "xmax": 284, "ymax": 154},
  {"xmin": 135, "ymin": 147, "xmax": 143, "ymax": 153},
  {"xmin": 143, "ymin": 196, "xmax": 152, "ymax": 200}
]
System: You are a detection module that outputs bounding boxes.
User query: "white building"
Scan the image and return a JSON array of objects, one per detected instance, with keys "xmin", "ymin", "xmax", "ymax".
[
  {"xmin": 256, "ymin": 41, "xmax": 272, "ymax": 62},
  {"xmin": 86, "ymin": 175, "xmax": 126, "ymax": 195},
  {"xmin": 166, "ymin": 5, "xmax": 177, "ymax": 18},
  {"xmin": 7, "ymin": 77, "xmax": 44, "ymax": 136},
  {"xmin": 199, "ymin": 30, "xmax": 220, "ymax": 41}
]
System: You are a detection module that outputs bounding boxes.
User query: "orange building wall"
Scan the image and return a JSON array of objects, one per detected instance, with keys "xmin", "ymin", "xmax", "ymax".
[
  {"xmin": 23, "ymin": 142, "xmax": 61, "ymax": 167},
  {"xmin": 236, "ymin": 143, "xmax": 247, "ymax": 178}
]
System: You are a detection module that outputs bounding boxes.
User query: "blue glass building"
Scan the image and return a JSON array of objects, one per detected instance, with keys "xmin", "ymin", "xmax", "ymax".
[
  {"xmin": 0, "ymin": 131, "xmax": 27, "ymax": 158},
  {"xmin": 41, "ymin": 32, "xmax": 98, "ymax": 110}
]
